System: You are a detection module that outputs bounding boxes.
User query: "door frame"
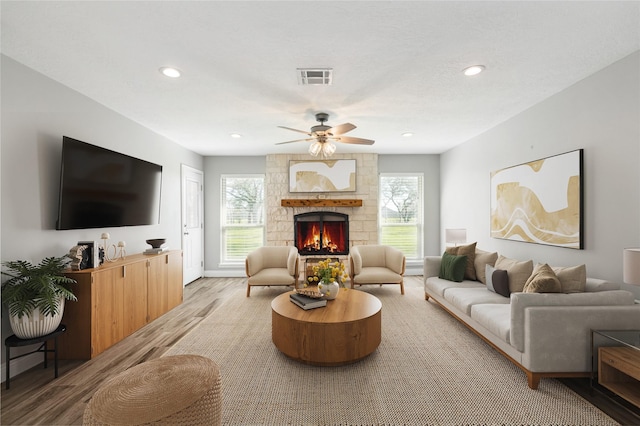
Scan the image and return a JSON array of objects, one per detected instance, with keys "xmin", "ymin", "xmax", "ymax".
[{"xmin": 181, "ymin": 164, "xmax": 204, "ymax": 285}]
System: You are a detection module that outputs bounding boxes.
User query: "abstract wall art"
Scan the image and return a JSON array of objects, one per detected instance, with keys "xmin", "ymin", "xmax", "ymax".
[
  {"xmin": 490, "ymin": 149, "xmax": 584, "ymax": 249},
  {"xmin": 289, "ymin": 159, "xmax": 356, "ymax": 193}
]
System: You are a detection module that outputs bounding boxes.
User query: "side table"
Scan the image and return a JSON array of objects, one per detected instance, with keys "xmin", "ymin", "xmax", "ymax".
[
  {"xmin": 4, "ymin": 324, "xmax": 67, "ymax": 389},
  {"xmin": 591, "ymin": 329, "xmax": 640, "ymax": 410}
]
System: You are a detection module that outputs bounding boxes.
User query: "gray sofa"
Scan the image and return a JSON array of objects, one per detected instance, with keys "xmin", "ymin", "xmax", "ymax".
[{"xmin": 423, "ymin": 254, "xmax": 640, "ymax": 389}]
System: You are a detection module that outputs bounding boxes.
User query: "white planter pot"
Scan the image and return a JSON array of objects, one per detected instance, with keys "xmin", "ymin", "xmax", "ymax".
[
  {"xmin": 318, "ymin": 280, "xmax": 340, "ymax": 300},
  {"xmin": 9, "ymin": 297, "xmax": 65, "ymax": 339}
]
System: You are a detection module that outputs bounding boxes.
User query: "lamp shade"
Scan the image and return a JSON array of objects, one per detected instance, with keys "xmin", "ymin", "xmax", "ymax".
[
  {"xmin": 445, "ymin": 228, "xmax": 467, "ymax": 245},
  {"xmin": 623, "ymin": 248, "xmax": 640, "ymax": 286}
]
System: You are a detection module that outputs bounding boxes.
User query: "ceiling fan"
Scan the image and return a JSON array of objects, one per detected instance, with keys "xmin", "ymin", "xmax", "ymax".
[{"xmin": 276, "ymin": 112, "xmax": 375, "ymax": 157}]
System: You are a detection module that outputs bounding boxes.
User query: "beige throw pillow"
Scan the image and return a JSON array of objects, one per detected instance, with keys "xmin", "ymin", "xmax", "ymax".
[
  {"xmin": 474, "ymin": 249, "xmax": 498, "ymax": 284},
  {"xmin": 494, "ymin": 255, "xmax": 534, "ymax": 293},
  {"xmin": 551, "ymin": 264, "xmax": 586, "ymax": 293},
  {"xmin": 523, "ymin": 263, "xmax": 562, "ymax": 293},
  {"xmin": 445, "ymin": 242, "xmax": 477, "ymax": 281}
]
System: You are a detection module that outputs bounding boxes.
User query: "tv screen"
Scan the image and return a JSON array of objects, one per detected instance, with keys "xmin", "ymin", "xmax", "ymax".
[{"xmin": 56, "ymin": 136, "xmax": 163, "ymax": 230}]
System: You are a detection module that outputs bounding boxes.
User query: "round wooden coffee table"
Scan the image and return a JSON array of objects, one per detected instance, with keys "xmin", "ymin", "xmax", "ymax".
[{"xmin": 271, "ymin": 289, "xmax": 382, "ymax": 366}]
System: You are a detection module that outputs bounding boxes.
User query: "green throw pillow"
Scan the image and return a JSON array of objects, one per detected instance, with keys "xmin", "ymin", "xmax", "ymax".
[{"xmin": 439, "ymin": 252, "xmax": 467, "ymax": 282}]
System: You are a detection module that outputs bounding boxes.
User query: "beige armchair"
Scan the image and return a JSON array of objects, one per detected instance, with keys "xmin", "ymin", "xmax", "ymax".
[
  {"xmin": 349, "ymin": 245, "xmax": 406, "ymax": 295},
  {"xmin": 245, "ymin": 246, "xmax": 299, "ymax": 297}
]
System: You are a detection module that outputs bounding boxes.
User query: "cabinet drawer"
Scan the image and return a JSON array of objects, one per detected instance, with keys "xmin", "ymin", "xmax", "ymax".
[{"xmin": 599, "ymin": 347, "xmax": 640, "ymax": 381}]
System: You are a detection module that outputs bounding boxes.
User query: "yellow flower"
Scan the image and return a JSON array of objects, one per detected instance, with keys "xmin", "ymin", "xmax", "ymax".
[{"xmin": 308, "ymin": 258, "xmax": 348, "ymax": 289}]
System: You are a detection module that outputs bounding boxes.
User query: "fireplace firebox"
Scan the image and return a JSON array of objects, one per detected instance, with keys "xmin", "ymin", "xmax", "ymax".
[{"xmin": 294, "ymin": 212, "xmax": 349, "ymax": 255}]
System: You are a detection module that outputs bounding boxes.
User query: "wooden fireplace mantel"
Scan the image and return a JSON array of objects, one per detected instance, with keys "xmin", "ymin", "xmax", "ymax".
[{"xmin": 281, "ymin": 199, "xmax": 363, "ymax": 207}]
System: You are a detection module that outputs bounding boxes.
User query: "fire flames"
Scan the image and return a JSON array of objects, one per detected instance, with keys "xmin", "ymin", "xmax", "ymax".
[{"xmin": 297, "ymin": 222, "xmax": 345, "ymax": 254}]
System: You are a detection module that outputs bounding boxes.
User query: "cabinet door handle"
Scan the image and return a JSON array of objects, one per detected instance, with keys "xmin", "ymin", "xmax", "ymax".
[{"xmin": 122, "ymin": 265, "xmax": 126, "ymax": 278}]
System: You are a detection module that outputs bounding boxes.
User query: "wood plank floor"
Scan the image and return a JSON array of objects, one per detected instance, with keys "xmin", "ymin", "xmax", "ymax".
[{"xmin": 1, "ymin": 276, "xmax": 638, "ymax": 425}]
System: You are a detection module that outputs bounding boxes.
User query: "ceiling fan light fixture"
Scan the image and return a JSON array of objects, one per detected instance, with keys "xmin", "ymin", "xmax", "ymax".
[
  {"xmin": 323, "ymin": 141, "xmax": 337, "ymax": 156},
  {"xmin": 463, "ymin": 65, "xmax": 485, "ymax": 76},
  {"xmin": 308, "ymin": 141, "xmax": 323, "ymax": 156},
  {"xmin": 308, "ymin": 141, "xmax": 336, "ymax": 158}
]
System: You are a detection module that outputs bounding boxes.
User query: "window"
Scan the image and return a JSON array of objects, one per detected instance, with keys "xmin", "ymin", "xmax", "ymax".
[
  {"xmin": 379, "ymin": 173, "xmax": 423, "ymax": 260},
  {"xmin": 221, "ymin": 175, "xmax": 265, "ymax": 264}
]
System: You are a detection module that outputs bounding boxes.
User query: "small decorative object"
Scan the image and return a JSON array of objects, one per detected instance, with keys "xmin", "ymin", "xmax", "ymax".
[
  {"xmin": 295, "ymin": 289, "xmax": 324, "ymax": 299},
  {"xmin": 68, "ymin": 245, "xmax": 88, "ymax": 270},
  {"xmin": 78, "ymin": 240, "xmax": 100, "ymax": 268},
  {"xmin": 101, "ymin": 233, "xmax": 117, "ymax": 262},
  {"xmin": 1, "ymin": 256, "xmax": 77, "ymax": 338},
  {"xmin": 146, "ymin": 238, "xmax": 166, "ymax": 249},
  {"xmin": 306, "ymin": 258, "xmax": 349, "ymax": 300},
  {"xmin": 117, "ymin": 241, "xmax": 126, "ymax": 260},
  {"xmin": 144, "ymin": 238, "xmax": 168, "ymax": 255}
]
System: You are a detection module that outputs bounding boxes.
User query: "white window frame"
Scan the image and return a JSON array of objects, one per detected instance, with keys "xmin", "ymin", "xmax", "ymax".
[
  {"xmin": 220, "ymin": 174, "xmax": 265, "ymax": 265},
  {"xmin": 378, "ymin": 173, "xmax": 424, "ymax": 261}
]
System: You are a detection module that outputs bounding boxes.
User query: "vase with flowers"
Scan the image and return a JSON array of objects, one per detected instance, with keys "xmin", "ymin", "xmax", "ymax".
[{"xmin": 306, "ymin": 258, "xmax": 349, "ymax": 300}]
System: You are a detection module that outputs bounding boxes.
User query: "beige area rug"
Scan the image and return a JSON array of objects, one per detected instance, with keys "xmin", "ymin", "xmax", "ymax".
[{"xmin": 164, "ymin": 285, "xmax": 616, "ymax": 426}]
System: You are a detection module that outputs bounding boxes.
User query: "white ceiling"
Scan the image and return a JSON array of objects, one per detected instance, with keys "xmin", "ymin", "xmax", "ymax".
[{"xmin": 2, "ymin": 1, "xmax": 639, "ymax": 156}]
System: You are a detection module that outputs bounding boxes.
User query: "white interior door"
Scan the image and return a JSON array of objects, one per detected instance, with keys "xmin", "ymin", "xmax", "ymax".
[{"xmin": 181, "ymin": 165, "xmax": 204, "ymax": 285}]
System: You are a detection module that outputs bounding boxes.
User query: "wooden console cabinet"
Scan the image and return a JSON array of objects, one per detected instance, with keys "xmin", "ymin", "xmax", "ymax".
[{"xmin": 59, "ymin": 251, "xmax": 183, "ymax": 359}]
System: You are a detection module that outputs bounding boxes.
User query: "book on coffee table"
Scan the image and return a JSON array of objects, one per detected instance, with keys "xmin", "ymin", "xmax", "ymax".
[{"xmin": 290, "ymin": 293, "xmax": 327, "ymax": 310}]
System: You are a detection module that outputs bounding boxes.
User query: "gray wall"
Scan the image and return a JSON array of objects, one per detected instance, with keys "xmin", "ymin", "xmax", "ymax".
[
  {"xmin": 203, "ymin": 154, "xmax": 440, "ymax": 275},
  {"xmin": 440, "ymin": 51, "xmax": 640, "ymax": 297},
  {"xmin": 1, "ymin": 55, "xmax": 203, "ymax": 377}
]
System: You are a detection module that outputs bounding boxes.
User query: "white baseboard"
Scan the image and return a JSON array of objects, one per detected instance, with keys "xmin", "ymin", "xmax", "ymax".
[
  {"xmin": 206, "ymin": 266, "xmax": 424, "ymax": 278},
  {"xmin": 0, "ymin": 351, "xmax": 44, "ymax": 384},
  {"xmin": 205, "ymin": 269, "xmax": 246, "ymax": 278}
]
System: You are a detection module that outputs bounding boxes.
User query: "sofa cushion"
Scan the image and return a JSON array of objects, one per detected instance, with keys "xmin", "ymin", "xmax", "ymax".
[
  {"xmin": 551, "ymin": 264, "xmax": 586, "ymax": 293},
  {"xmin": 474, "ymin": 250, "xmax": 498, "ymax": 284},
  {"xmin": 585, "ymin": 278, "xmax": 619, "ymax": 292},
  {"xmin": 425, "ymin": 277, "xmax": 484, "ymax": 298},
  {"xmin": 486, "ymin": 265, "xmax": 510, "ymax": 297},
  {"xmin": 247, "ymin": 268, "xmax": 297, "ymax": 285},
  {"xmin": 353, "ymin": 266, "xmax": 403, "ymax": 284},
  {"xmin": 439, "ymin": 252, "xmax": 467, "ymax": 282},
  {"xmin": 495, "ymin": 255, "xmax": 533, "ymax": 293},
  {"xmin": 446, "ymin": 242, "xmax": 477, "ymax": 281},
  {"xmin": 523, "ymin": 263, "xmax": 562, "ymax": 293},
  {"xmin": 444, "ymin": 287, "xmax": 510, "ymax": 316},
  {"xmin": 470, "ymin": 304, "xmax": 511, "ymax": 344}
]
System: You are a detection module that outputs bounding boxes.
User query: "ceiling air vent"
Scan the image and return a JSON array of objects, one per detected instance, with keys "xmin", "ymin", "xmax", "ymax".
[{"xmin": 297, "ymin": 68, "xmax": 332, "ymax": 85}]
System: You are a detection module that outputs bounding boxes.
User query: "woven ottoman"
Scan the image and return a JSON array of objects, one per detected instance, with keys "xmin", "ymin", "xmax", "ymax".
[{"xmin": 83, "ymin": 355, "xmax": 222, "ymax": 425}]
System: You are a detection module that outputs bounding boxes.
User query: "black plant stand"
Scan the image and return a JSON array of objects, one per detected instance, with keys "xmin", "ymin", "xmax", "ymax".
[{"xmin": 4, "ymin": 324, "xmax": 66, "ymax": 389}]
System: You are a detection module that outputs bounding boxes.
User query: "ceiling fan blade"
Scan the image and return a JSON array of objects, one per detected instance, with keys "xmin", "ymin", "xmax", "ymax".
[
  {"xmin": 277, "ymin": 126, "xmax": 311, "ymax": 135},
  {"xmin": 275, "ymin": 138, "xmax": 315, "ymax": 145},
  {"xmin": 328, "ymin": 123, "xmax": 356, "ymax": 135},
  {"xmin": 333, "ymin": 136, "xmax": 375, "ymax": 145}
]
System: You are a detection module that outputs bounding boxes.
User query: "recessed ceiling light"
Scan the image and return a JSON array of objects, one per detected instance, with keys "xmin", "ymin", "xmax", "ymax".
[
  {"xmin": 463, "ymin": 65, "xmax": 485, "ymax": 76},
  {"xmin": 230, "ymin": 133, "xmax": 242, "ymax": 139},
  {"xmin": 159, "ymin": 67, "xmax": 181, "ymax": 78},
  {"xmin": 402, "ymin": 132, "xmax": 414, "ymax": 137}
]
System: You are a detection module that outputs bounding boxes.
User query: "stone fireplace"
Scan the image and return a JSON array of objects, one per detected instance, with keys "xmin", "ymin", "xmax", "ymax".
[
  {"xmin": 265, "ymin": 153, "xmax": 379, "ymax": 249},
  {"xmin": 294, "ymin": 211, "xmax": 349, "ymax": 255}
]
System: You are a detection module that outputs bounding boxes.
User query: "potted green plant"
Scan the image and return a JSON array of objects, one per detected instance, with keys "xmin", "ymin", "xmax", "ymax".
[{"xmin": 1, "ymin": 256, "xmax": 77, "ymax": 339}]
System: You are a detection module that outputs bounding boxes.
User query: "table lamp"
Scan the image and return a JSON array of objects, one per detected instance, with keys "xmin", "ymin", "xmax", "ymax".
[
  {"xmin": 445, "ymin": 229, "xmax": 467, "ymax": 247},
  {"xmin": 623, "ymin": 248, "xmax": 640, "ymax": 286}
]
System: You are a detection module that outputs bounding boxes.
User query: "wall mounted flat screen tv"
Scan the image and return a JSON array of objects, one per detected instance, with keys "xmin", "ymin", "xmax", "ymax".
[{"xmin": 56, "ymin": 136, "xmax": 163, "ymax": 230}]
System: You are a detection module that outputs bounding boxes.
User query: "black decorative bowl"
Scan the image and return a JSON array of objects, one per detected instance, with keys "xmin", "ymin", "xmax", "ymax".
[{"xmin": 146, "ymin": 239, "xmax": 166, "ymax": 249}]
